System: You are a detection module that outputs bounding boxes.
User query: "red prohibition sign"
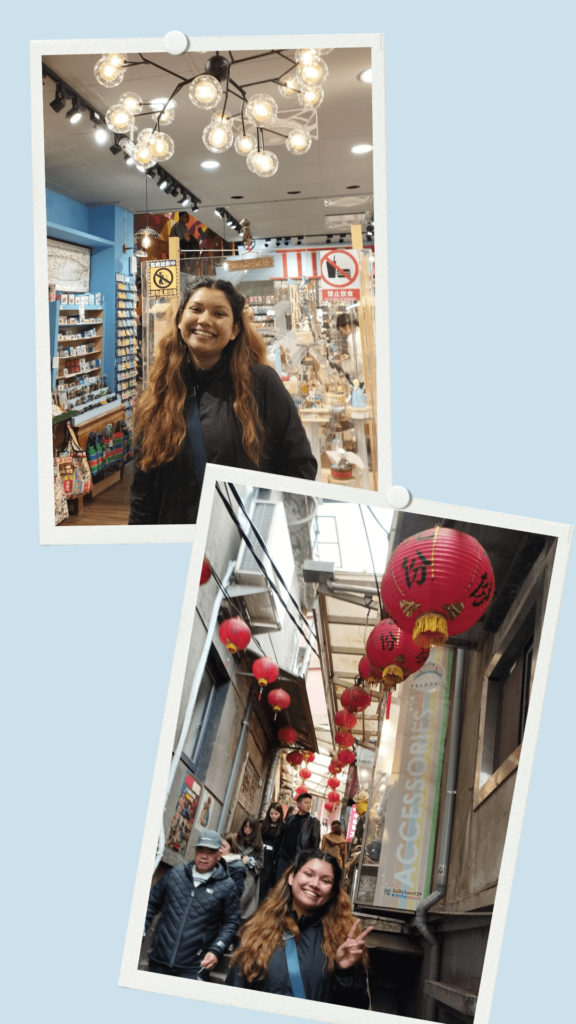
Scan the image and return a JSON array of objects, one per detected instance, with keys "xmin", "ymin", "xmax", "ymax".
[{"xmin": 320, "ymin": 249, "xmax": 359, "ymax": 287}]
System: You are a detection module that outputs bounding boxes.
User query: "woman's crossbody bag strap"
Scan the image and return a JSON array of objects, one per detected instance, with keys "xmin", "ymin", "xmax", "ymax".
[
  {"xmin": 283, "ymin": 934, "xmax": 306, "ymax": 999},
  {"xmin": 185, "ymin": 387, "xmax": 207, "ymax": 486}
]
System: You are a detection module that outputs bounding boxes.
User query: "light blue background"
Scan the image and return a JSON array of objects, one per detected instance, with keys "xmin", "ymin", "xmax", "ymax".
[{"xmin": 2, "ymin": 3, "xmax": 574, "ymax": 1022}]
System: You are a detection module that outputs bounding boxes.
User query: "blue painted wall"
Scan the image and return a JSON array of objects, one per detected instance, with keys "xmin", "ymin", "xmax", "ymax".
[{"xmin": 46, "ymin": 189, "xmax": 134, "ymax": 385}]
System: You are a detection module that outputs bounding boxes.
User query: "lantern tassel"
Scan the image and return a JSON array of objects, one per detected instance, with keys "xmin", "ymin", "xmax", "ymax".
[
  {"xmin": 413, "ymin": 613, "xmax": 449, "ymax": 648},
  {"xmin": 386, "ymin": 691, "xmax": 392, "ymax": 719},
  {"xmin": 258, "ymin": 688, "xmax": 262, "ymax": 701},
  {"xmin": 383, "ymin": 664, "xmax": 404, "ymax": 684}
]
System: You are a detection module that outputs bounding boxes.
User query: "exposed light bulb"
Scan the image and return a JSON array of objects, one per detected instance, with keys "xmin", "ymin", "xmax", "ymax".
[
  {"xmin": 149, "ymin": 132, "xmax": 174, "ymax": 162},
  {"xmin": 141, "ymin": 233, "xmax": 152, "ymax": 249},
  {"xmin": 202, "ymin": 122, "xmax": 233, "ymax": 153},
  {"xmin": 119, "ymin": 91, "xmax": 143, "ymax": 114},
  {"xmin": 297, "ymin": 85, "xmax": 324, "ymax": 110},
  {"xmin": 278, "ymin": 76, "xmax": 299, "ymax": 98},
  {"xmin": 189, "ymin": 75, "xmax": 222, "ymax": 110},
  {"xmin": 247, "ymin": 148, "xmax": 279, "ymax": 177},
  {"xmin": 234, "ymin": 134, "xmax": 256, "ymax": 156},
  {"xmin": 245, "ymin": 93, "xmax": 277, "ymax": 126},
  {"xmin": 297, "ymin": 57, "xmax": 328, "ymax": 87},
  {"xmin": 295, "ymin": 48, "xmax": 318, "ymax": 65},
  {"xmin": 105, "ymin": 104, "xmax": 135, "ymax": 132},
  {"xmin": 286, "ymin": 128, "xmax": 312, "ymax": 155},
  {"xmin": 94, "ymin": 54, "xmax": 126, "ymax": 87}
]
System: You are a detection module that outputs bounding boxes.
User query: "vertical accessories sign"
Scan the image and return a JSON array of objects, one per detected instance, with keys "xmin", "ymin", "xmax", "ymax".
[{"xmin": 375, "ymin": 646, "xmax": 453, "ymax": 911}]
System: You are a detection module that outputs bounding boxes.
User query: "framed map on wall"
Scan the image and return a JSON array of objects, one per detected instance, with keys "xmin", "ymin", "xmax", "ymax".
[{"xmin": 47, "ymin": 238, "xmax": 91, "ymax": 293}]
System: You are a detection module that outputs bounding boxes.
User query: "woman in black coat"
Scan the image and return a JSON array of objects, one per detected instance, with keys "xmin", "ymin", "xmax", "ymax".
[
  {"xmin": 225, "ymin": 849, "xmax": 371, "ymax": 1006},
  {"xmin": 129, "ymin": 277, "xmax": 317, "ymax": 525},
  {"xmin": 220, "ymin": 832, "xmax": 246, "ymax": 901},
  {"xmin": 259, "ymin": 802, "xmax": 285, "ymax": 905}
]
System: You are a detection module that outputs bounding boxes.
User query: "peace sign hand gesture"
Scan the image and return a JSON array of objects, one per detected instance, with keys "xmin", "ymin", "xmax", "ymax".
[{"xmin": 335, "ymin": 920, "xmax": 373, "ymax": 970}]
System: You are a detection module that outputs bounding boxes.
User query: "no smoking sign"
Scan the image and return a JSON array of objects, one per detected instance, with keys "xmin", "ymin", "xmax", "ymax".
[{"xmin": 320, "ymin": 249, "xmax": 360, "ymax": 302}]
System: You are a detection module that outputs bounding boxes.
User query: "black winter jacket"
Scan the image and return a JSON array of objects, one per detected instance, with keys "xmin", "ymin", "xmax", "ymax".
[
  {"xmin": 225, "ymin": 910, "xmax": 369, "ymax": 1007},
  {"xmin": 146, "ymin": 859, "xmax": 240, "ymax": 970},
  {"xmin": 279, "ymin": 813, "xmax": 322, "ymax": 862},
  {"xmin": 129, "ymin": 348, "xmax": 317, "ymax": 525},
  {"xmin": 259, "ymin": 824, "xmax": 285, "ymax": 902}
]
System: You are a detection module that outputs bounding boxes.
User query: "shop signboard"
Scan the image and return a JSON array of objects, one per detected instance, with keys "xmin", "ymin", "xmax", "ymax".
[
  {"xmin": 374, "ymin": 646, "xmax": 453, "ymax": 911},
  {"xmin": 319, "ymin": 248, "xmax": 361, "ymax": 302},
  {"xmin": 165, "ymin": 772, "xmax": 202, "ymax": 856},
  {"xmin": 147, "ymin": 259, "xmax": 180, "ymax": 299}
]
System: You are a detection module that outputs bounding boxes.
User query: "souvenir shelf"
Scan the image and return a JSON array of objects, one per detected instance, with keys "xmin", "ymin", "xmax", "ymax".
[
  {"xmin": 115, "ymin": 273, "xmax": 138, "ymax": 424},
  {"xmin": 50, "ymin": 298, "xmax": 124, "ymax": 426}
]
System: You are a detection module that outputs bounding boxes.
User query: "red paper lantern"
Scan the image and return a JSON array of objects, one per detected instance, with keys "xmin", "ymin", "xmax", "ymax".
[
  {"xmin": 295, "ymin": 785, "xmax": 308, "ymax": 795},
  {"xmin": 268, "ymin": 688, "xmax": 291, "ymax": 719},
  {"xmin": 329, "ymin": 760, "xmax": 343, "ymax": 774},
  {"xmin": 357, "ymin": 654, "xmax": 377, "ymax": 683},
  {"xmin": 335, "ymin": 729, "xmax": 355, "ymax": 749},
  {"xmin": 218, "ymin": 616, "xmax": 251, "ymax": 653},
  {"xmin": 381, "ymin": 526, "xmax": 496, "ymax": 648},
  {"xmin": 328, "ymin": 777, "xmax": 340, "ymax": 790},
  {"xmin": 252, "ymin": 657, "xmax": 279, "ymax": 699},
  {"xmin": 324, "ymin": 801, "xmax": 337, "ymax": 811},
  {"xmin": 299, "ymin": 767, "xmax": 312, "ymax": 780},
  {"xmin": 327, "ymin": 792, "xmax": 341, "ymax": 803},
  {"xmin": 278, "ymin": 726, "xmax": 298, "ymax": 746},
  {"xmin": 200, "ymin": 558, "xmax": 212, "ymax": 585},
  {"xmin": 341, "ymin": 686, "xmax": 371, "ymax": 713},
  {"xmin": 366, "ymin": 618, "xmax": 429, "ymax": 686},
  {"xmin": 337, "ymin": 749, "xmax": 356, "ymax": 766},
  {"xmin": 286, "ymin": 750, "xmax": 304, "ymax": 767},
  {"xmin": 334, "ymin": 709, "xmax": 357, "ymax": 730},
  {"xmin": 302, "ymin": 751, "xmax": 315, "ymax": 763}
]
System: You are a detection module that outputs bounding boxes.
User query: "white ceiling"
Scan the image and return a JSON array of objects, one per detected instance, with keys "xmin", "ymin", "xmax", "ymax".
[{"xmin": 42, "ymin": 47, "xmax": 374, "ymax": 241}]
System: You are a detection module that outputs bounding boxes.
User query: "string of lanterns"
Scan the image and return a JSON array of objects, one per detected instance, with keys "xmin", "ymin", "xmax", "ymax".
[{"xmin": 94, "ymin": 47, "xmax": 332, "ymax": 179}]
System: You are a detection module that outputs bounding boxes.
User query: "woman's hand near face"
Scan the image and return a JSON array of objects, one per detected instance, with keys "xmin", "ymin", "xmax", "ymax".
[
  {"xmin": 242, "ymin": 855, "xmax": 250, "ymax": 865},
  {"xmin": 334, "ymin": 920, "xmax": 373, "ymax": 970}
]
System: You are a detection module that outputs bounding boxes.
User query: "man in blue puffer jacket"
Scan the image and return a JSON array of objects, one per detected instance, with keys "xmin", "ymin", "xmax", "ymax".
[{"xmin": 145, "ymin": 829, "xmax": 240, "ymax": 980}]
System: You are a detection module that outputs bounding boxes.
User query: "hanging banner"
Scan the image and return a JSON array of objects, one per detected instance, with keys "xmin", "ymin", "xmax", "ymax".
[
  {"xmin": 374, "ymin": 647, "xmax": 453, "ymax": 911},
  {"xmin": 148, "ymin": 259, "xmax": 180, "ymax": 299},
  {"xmin": 320, "ymin": 248, "xmax": 361, "ymax": 302}
]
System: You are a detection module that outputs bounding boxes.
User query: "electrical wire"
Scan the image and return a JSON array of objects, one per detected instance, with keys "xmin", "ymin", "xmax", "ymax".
[
  {"xmin": 359, "ymin": 505, "xmax": 384, "ymax": 618},
  {"xmin": 227, "ymin": 482, "xmax": 318, "ymax": 639},
  {"xmin": 366, "ymin": 505, "xmax": 391, "ymax": 536},
  {"xmin": 216, "ymin": 483, "xmax": 320, "ymax": 658}
]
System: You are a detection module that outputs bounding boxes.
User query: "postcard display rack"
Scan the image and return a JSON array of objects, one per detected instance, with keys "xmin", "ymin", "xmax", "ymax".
[{"xmin": 115, "ymin": 274, "xmax": 139, "ymax": 423}]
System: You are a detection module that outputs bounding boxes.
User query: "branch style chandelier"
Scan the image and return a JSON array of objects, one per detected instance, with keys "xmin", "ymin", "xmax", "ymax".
[{"xmin": 94, "ymin": 48, "xmax": 333, "ymax": 178}]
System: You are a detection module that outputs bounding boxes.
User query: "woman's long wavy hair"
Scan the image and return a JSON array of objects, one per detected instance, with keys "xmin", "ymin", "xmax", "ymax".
[
  {"xmin": 133, "ymin": 277, "xmax": 268, "ymax": 472},
  {"xmin": 230, "ymin": 848, "xmax": 368, "ymax": 983}
]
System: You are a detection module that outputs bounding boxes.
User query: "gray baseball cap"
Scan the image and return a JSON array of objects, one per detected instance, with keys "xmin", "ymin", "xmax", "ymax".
[{"xmin": 195, "ymin": 829, "xmax": 223, "ymax": 850}]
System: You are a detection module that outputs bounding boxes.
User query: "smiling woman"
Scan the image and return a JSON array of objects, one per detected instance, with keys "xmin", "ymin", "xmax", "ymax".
[
  {"xmin": 226, "ymin": 848, "xmax": 372, "ymax": 1005},
  {"xmin": 129, "ymin": 277, "xmax": 317, "ymax": 524}
]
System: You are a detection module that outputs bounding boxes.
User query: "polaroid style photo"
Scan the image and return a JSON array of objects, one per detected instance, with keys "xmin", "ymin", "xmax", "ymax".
[
  {"xmin": 32, "ymin": 33, "xmax": 390, "ymax": 545},
  {"xmin": 119, "ymin": 463, "xmax": 571, "ymax": 1024}
]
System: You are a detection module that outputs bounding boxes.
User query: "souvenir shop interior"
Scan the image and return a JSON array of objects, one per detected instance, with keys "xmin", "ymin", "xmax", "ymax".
[{"xmin": 45, "ymin": 45, "xmax": 377, "ymax": 526}]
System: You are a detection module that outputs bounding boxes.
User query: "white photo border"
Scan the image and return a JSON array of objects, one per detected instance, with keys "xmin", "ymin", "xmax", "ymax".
[
  {"xmin": 119, "ymin": 461, "xmax": 572, "ymax": 1024},
  {"xmin": 31, "ymin": 32, "xmax": 390, "ymax": 546}
]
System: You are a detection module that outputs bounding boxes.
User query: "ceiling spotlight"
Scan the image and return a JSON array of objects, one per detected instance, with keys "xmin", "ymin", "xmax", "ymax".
[
  {"xmin": 351, "ymin": 143, "xmax": 373, "ymax": 155},
  {"xmin": 201, "ymin": 160, "xmax": 220, "ymax": 169},
  {"xmin": 158, "ymin": 178, "xmax": 169, "ymax": 190},
  {"xmin": 178, "ymin": 194, "xmax": 190, "ymax": 205},
  {"xmin": 146, "ymin": 168, "xmax": 156, "ymax": 178},
  {"xmin": 49, "ymin": 85, "xmax": 66, "ymax": 113},
  {"xmin": 169, "ymin": 186, "xmax": 179, "ymax": 197},
  {"xmin": 66, "ymin": 100, "xmax": 82, "ymax": 124},
  {"xmin": 264, "ymin": 242, "xmax": 269, "ymax": 247},
  {"xmin": 124, "ymin": 153, "xmax": 134, "ymax": 165},
  {"xmin": 93, "ymin": 125, "xmax": 108, "ymax": 144},
  {"xmin": 214, "ymin": 208, "xmax": 223, "ymax": 218},
  {"xmin": 192, "ymin": 202, "xmax": 199, "ymax": 213},
  {"xmin": 276, "ymin": 238, "xmax": 281, "ymax": 245},
  {"xmin": 226, "ymin": 215, "xmax": 235, "ymax": 226},
  {"xmin": 109, "ymin": 140, "xmax": 122, "ymax": 156},
  {"xmin": 357, "ymin": 68, "xmax": 372, "ymax": 84}
]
